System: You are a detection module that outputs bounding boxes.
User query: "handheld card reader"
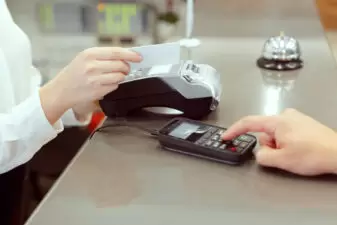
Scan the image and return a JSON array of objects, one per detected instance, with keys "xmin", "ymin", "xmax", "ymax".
[
  {"xmin": 91, "ymin": 117, "xmax": 257, "ymax": 165},
  {"xmin": 157, "ymin": 117, "xmax": 257, "ymax": 165}
]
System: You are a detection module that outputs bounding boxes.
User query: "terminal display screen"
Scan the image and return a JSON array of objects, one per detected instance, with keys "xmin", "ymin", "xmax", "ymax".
[
  {"xmin": 169, "ymin": 122, "xmax": 201, "ymax": 140},
  {"xmin": 169, "ymin": 122, "xmax": 210, "ymax": 142}
]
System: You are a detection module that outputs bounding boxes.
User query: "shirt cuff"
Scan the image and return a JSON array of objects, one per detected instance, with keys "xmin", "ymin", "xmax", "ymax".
[
  {"xmin": 10, "ymin": 89, "xmax": 64, "ymax": 145},
  {"xmin": 61, "ymin": 108, "xmax": 92, "ymax": 127},
  {"xmin": 53, "ymin": 118, "xmax": 64, "ymax": 133}
]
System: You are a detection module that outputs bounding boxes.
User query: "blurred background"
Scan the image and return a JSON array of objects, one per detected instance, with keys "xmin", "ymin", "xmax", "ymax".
[
  {"xmin": 6, "ymin": 0, "xmax": 337, "ymax": 84},
  {"xmin": 6, "ymin": 0, "xmax": 186, "ymax": 83},
  {"xmin": 4, "ymin": 0, "xmax": 337, "ymax": 224}
]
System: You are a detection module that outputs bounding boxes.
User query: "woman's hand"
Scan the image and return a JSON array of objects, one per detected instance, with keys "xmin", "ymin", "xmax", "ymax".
[
  {"xmin": 71, "ymin": 101, "xmax": 101, "ymax": 124},
  {"xmin": 40, "ymin": 47, "xmax": 142, "ymax": 124}
]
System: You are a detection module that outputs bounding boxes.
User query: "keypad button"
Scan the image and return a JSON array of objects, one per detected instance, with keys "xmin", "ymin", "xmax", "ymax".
[
  {"xmin": 217, "ymin": 129, "xmax": 226, "ymax": 136},
  {"xmin": 239, "ymin": 142, "xmax": 248, "ymax": 148},
  {"xmin": 211, "ymin": 134, "xmax": 220, "ymax": 141},
  {"xmin": 219, "ymin": 144, "xmax": 227, "ymax": 150},
  {"xmin": 195, "ymin": 138, "xmax": 206, "ymax": 145},
  {"xmin": 203, "ymin": 132, "xmax": 212, "ymax": 139},
  {"xmin": 230, "ymin": 147, "xmax": 237, "ymax": 152},
  {"xmin": 192, "ymin": 64, "xmax": 196, "ymax": 71},
  {"xmin": 238, "ymin": 135, "xmax": 253, "ymax": 142},
  {"xmin": 183, "ymin": 75, "xmax": 193, "ymax": 83},
  {"xmin": 204, "ymin": 140, "xmax": 213, "ymax": 147},
  {"xmin": 233, "ymin": 139, "xmax": 240, "ymax": 146},
  {"xmin": 208, "ymin": 127, "xmax": 218, "ymax": 135},
  {"xmin": 212, "ymin": 142, "xmax": 221, "ymax": 148}
]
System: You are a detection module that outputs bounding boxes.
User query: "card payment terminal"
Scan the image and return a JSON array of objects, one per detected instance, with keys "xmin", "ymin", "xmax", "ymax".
[
  {"xmin": 99, "ymin": 61, "xmax": 222, "ymax": 119},
  {"xmin": 158, "ymin": 118, "xmax": 257, "ymax": 165}
]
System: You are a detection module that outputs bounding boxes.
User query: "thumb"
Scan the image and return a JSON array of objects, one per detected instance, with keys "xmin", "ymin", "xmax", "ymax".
[{"xmin": 255, "ymin": 146, "xmax": 285, "ymax": 168}]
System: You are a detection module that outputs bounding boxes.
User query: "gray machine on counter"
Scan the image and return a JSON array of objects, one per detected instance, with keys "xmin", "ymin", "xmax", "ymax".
[{"xmin": 99, "ymin": 61, "xmax": 222, "ymax": 119}]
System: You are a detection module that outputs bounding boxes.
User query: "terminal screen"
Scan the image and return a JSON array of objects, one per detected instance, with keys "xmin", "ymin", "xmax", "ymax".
[{"xmin": 169, "ymin": 122, "xmax": 209, "ymax": 142}]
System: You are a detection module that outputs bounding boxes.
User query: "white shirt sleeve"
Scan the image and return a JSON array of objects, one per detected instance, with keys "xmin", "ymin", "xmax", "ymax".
[
  {"xmin": 0, "ymin": 71, "xmax": 91, "ymax": 174},
  {"xmin": 0, "ymin": 89, "xmax": 63, "ymax": 174},
  {"xmin": 0, "ymin": 2, "xmax": 92, "ymax": 174}
]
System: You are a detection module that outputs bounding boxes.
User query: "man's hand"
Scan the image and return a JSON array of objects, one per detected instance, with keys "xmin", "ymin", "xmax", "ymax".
[{"xmin": 222, "ymin": 108, "xmax": 337, "ymax": 176}]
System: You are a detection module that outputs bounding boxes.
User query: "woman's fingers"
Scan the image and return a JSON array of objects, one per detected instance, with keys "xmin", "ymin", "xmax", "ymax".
[
  {"xmin": 84, "ymin": 47, "xmax": 142, "ymax": 62},
  {"xmin": 89, "ymin": 72, "xmax": 126, "ymax": 86},
  {"xmin": 86, "ymin": 60, "xmax": 130, "ymax": 74}
]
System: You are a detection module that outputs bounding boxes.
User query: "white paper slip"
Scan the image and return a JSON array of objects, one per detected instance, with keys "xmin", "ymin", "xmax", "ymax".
[{"xmin": 129, "ymin": 42, "xmax": 180, "ymax": 71}]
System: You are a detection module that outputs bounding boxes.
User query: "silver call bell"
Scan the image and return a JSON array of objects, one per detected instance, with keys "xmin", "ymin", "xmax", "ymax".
[{"xmin": 257, "ymin": 32, "xmax": 303, "ymax": 71}]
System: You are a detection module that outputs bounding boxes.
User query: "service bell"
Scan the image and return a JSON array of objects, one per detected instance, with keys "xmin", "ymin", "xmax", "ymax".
[{"xmin": 257, "ymin": 32, "xmax": 303, "ymax": 71}]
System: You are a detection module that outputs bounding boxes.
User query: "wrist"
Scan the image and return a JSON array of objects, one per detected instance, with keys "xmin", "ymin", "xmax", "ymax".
[
  {"xmin": 94, "ymin": 101, "xmax": 102, "ymax": 112},
  {"xmin": 331, "ymin": 155, "xmax": 337, "ymax": 176},
  {"xmin": 72, "ymin": 105, "xmax": 93, "ymax": 124},
  {"xmin": 39, "ymin": 80, "xmax": 72, "ymax": 125},
  {"xmin": 325, "ymin": 136, "xmax": 337, "ymax": 175}
]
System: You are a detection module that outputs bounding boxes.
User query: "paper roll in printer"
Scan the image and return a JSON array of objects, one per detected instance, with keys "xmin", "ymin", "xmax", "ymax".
[{"xmin": 99, "ymin": 61, "xmax": 222, "ymax": 119}]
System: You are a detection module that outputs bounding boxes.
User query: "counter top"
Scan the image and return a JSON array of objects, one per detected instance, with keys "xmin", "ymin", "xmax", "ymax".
[{"xmin": 26, "ymin": 1, "xmax": 337, "ymax": 224}]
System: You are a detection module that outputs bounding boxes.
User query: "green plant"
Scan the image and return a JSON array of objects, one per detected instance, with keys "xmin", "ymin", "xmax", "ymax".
[{"xmin": 157, "ymin": 11, "xmax": 180, "ymax": 24}]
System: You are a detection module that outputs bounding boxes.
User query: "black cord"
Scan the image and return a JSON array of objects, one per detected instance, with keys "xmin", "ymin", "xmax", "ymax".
[{"xmin": 89, "ymin": 119, "xmax": 159, "ymax": 139}]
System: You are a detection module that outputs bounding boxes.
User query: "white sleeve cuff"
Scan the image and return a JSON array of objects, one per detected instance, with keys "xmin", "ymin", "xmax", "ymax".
[
  {"xmin": 53, "ymin": 118, "xmax": 64, "ymax": 133},
  {"xmin": 11, "ymin": 89, "xmax": 64, "ymax": 138},
  {"xmin": 0, "ymin": 90, "xmax": 64, "ymax": 173},
  {"xmin": 61, "ymin": 108, "xmax": 92, "ymax": 127},
  {"xmin": 7, "ymin": 89, "xmax": 64, "ymax": 160}
]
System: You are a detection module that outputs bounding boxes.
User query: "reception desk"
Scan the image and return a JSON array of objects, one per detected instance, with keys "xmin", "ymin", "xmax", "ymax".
[{"xmin": 26, "ymin": 1, "xmax": 337, "ymax": 224}]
